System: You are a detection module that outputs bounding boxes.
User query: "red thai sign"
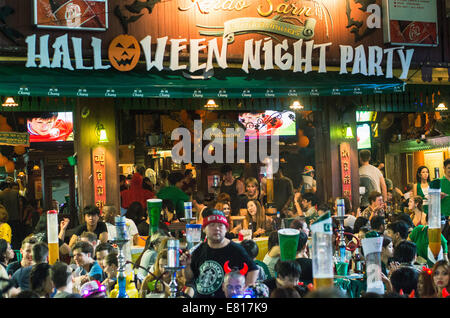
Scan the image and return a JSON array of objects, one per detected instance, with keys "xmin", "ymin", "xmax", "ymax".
[
  {"xmin": 339, "ymin": 142, "xmax": 352, "ymax": 201},
  {"xmin": 92, "ymin": 146, "xmax": 106, "ymax": 212}
]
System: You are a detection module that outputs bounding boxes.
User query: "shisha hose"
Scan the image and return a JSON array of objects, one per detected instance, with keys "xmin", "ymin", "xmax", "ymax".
[{"xmin": 334, "ymin": 230, "xmax": 361, "ymax": 252}]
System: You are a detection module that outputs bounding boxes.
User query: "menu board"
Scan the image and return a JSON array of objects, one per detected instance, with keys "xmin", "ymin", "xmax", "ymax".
[{"xmin": 383, "ymin": 0, "xmax": 438, "ymax": 46}]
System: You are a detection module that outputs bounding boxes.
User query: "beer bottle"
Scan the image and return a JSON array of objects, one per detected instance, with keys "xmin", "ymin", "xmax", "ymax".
[{"xmin": 352, "ymin": 248, "xmax": 363, "ymax": 274}]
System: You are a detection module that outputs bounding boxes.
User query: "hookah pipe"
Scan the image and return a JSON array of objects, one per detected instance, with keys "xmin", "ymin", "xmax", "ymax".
[
  {"xmin": 127, "ymin": 260, "xmax": 174, "ymax": 295},
  {"xmin": 334, "ymin": 229, "xmax": 361, "ymax": 252}
]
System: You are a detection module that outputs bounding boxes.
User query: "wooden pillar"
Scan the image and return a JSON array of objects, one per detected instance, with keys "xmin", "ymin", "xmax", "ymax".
[
  {"xmin": 74, "ymin": 98, "xmax": 120, "ymax": 221},
  {"xmin": 315, "ymin": 97, "xmax": 360, "ymax": 211}
]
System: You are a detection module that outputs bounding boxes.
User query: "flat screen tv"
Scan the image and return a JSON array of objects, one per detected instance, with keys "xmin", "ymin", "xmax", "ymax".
[
  {"xmin": 357, "ymin": 123, "xmax": 371, "ymax": 149},
  {"xmin": 27, "ymin": 112, "xmax": 74, "ymax": 142},
  {"xmin": 238, "ymin": 111, "xmax": 296, "ymax": 138}
]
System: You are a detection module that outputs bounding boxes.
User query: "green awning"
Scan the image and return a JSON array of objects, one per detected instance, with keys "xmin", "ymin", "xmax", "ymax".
[
  {"xmin": 388, "ymin": 135, "xmax": 450, "ymax": 153},
  {"xmin": 0, "ymin": 62, "xmax": 405, "ymax": 99}
]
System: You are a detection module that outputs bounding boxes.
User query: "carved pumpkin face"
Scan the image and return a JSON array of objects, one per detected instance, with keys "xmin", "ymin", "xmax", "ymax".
[{"xmin": 108, "ymin": 35, "xmax": 141, "ymax": 72}]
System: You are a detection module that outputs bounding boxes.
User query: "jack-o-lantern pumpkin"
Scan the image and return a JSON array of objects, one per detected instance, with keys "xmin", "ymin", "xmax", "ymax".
[{"xmin": 108, "ymin": 34, "xmax": 141, "ymax": 72}]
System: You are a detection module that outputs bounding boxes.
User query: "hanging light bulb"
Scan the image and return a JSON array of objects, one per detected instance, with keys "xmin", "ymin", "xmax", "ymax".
[
  {"xmin": 343, "ymin": 123, "xmax": 354, "ymax": 139},
  {"xmin": 2, "ymin": 97, "xmax": 18, "ymax": 107},
  {"xmin": 435, "ymin": 102, "xmax": 448, "ymax": 111},
  {"xmin": 204, "ymin": 99, "xmax": 219, "ymax": 108},
  {"xmin": 290, "ymin": 100, "xmax": 304, "ymax": 110},
  {"xmin": 96, "ymin": 123, "xmax": 109, "ymax": 143}
]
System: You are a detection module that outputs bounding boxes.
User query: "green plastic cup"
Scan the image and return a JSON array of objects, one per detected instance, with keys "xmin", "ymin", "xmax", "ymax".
[
  {"xmin": 278, "ymin": 228, "xmax": 300, "ymax": 261},
  {"xmin": 336, "ymin": 262, "xmax": 349, "ymax": 276},
  {"xmin": 147, "ymin": 199, "xmax": 162, "ymax": 235}
]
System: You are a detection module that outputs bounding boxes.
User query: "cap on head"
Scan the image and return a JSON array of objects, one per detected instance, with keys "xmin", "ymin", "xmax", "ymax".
[{"xmin": 202, "ymin": 209, "xmax": 229, "ymax": 229}]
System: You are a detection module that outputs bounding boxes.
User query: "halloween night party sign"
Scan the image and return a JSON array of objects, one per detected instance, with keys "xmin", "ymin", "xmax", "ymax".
[{"xmin": 24, "ymin": 0, "xmax": 421, "ymax": 79}]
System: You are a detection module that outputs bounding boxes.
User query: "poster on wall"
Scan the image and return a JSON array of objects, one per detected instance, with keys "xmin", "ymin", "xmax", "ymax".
[
  {"xmin": 33, "ymin": 0, "xmax": 108, "ymax": 31},
  {"xmin": 382, "ymin": 0, "xmax": 438, "ymax": 46}
]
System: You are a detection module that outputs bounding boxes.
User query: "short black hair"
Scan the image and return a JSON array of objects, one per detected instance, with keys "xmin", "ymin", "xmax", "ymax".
[
  {"xmin": 387, "ymin": 221, "xmax": 409, "ymax": 240},
  {"xmin": 390, "ymin": 267, "xmax": 418, "ymax": 295},
  {"xmin": 274, "ymin": 260, "xmax": 302, "ymax": 279},
  {"xmin": 444, "ymin": 158, "xmax": 450, "ymax": 168},
  {"xmin": 359, "ymin": 149, "xmax": 371, "ymax": 163},
  {"xmin": 168, "ymin": 172, "xmax": 184, "ymax": 185},
  {"xmin": 72, "ymin": 241, "xmax": 94, "ymax": 256},
  {"xmin": 162, "ymin": 199, "xmax": 175, "ymax": 212},
  {"xmin": 83, "ymin": 205, "xmax": 100, "ymax": 216},
  {"xmin": 240, "ymin": 239, "xmax": 259, "ymax": 259},
  {"xmin": 220, "ymin": 164, "xmax": 233, "ymax": 175},
  {"xmin": 317, "ymin": 203, "xmax": 330, "ymax": 212},
  {"xmin": 370, "ymin": 216, "xmax": 386, "ymax": 231},
  {"xmin": 30, "ymin": 263, "xmax": 51, "ymax": 292},
  {"xmin": 393, "ymin": 241, "xmax": 417, "ymax": 264},
  {"xmin": 297, "ymin": 230, "xmax": 308, "ymax": 252},
  {"xmin": 51, "ymin": 261, "xmax": 71, "ymax": 289},
  {"xmin": 32, "ymin": 242, "xmax": 49, "ymax": 263},
  {"xmin": 302, "ymin": 192, "xmax": 317, "ymax": 205},
  {"xmin": 95, "ymin": 242, "xmax": 114, "ymax": 256},
  {"xmin": 29, "ymin": 112, "xmax": 58, "ymax": 120},
  {"xmin": 184, "ymin": 169, "xmax": 192, "ymax": 177},
  {"xmin": 368, "ymin": 191, "xmax": 382, "ymax": 204},
  {"xmin": 353, "ymin": 217, "xmax": 370, "ymax": 234},
  {"xmin": 105, "ymin": 252, "xmax": 118, "ymax": 267},
  {"xmin": 382, "ymin": 235, "xmax": 392, "ymax": 248}
]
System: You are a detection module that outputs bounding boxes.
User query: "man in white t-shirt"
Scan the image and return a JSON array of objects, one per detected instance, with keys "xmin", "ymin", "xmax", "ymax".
[{"xmin": 359, "ymin": 149, "xmax": 387, "ymax": 202}]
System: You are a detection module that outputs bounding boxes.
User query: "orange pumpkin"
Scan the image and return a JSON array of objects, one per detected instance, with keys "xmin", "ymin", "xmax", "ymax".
[
  {"xmin": 108, "ymin": 34, "xmax": 141, "ymax": 72},
  {"xmin": 5, "ymin": 161, "xmax": 14, "ymax": 173},
  {"xmin": 14, "ymin": 146, "xmax": 26, "ymax": 155},
  {"xmin": 0, "ymin": 155, "xmax": 7, "ymax": 166},
  {"xmin": 298, "ymin": 135, "xmax": 309, "ymax": 148}
]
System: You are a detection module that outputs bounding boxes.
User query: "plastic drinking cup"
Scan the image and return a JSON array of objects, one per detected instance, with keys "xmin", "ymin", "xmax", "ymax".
[
  {"xmin": 147, "ymin": 199, "xmax": 162, "ymax": 235},
  {"xmin": 278, "ymin": 228, "xmax": 300, "ymax": 261},
  {"xmin": 336, "ymin": 262, "xmax": 349, "ymax": 276}
]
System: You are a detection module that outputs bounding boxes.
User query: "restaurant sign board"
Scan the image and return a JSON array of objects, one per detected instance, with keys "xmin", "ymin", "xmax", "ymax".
[
  {"xmin": 24, "ymin": 0, "xmax": 416, "ymax": 79},
  {"xmin": 92, "ymin": 146, "xmax": 106, "ymax": 212},
  {"xmin": 0, "ymin": 132, "xmax": 30, "ymax": 147},
  {"xmin": 339, "ymin": 142, "xmax": 352, "ymax": 202}
]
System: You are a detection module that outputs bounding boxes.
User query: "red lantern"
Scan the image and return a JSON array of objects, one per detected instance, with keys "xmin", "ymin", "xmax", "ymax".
[{"xmin": 298, "ymin": 135, "xmax": 309, "ymax": 148}]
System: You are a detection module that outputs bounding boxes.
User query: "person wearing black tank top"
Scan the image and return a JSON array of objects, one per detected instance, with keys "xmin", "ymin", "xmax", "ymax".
[{"xmin": 219, "ymin": 165, "xmax": 245, "ymax": 216}]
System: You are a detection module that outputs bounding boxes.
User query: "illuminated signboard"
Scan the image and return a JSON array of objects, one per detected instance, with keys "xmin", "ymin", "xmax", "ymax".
[{"xmin": 33, "ymin": 0, "xmax": 108, "ymax": 31}]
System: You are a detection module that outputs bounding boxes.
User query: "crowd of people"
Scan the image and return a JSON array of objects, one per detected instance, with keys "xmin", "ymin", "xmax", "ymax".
[{"xmin": 0, "ymin": 153, "xmax": 449, "ymax": 299}]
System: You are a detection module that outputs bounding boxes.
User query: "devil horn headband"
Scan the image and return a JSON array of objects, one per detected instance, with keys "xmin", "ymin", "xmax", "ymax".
[{"xmin": 223, "ymin": 261, "xmax": 248, "ymax": 275}]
